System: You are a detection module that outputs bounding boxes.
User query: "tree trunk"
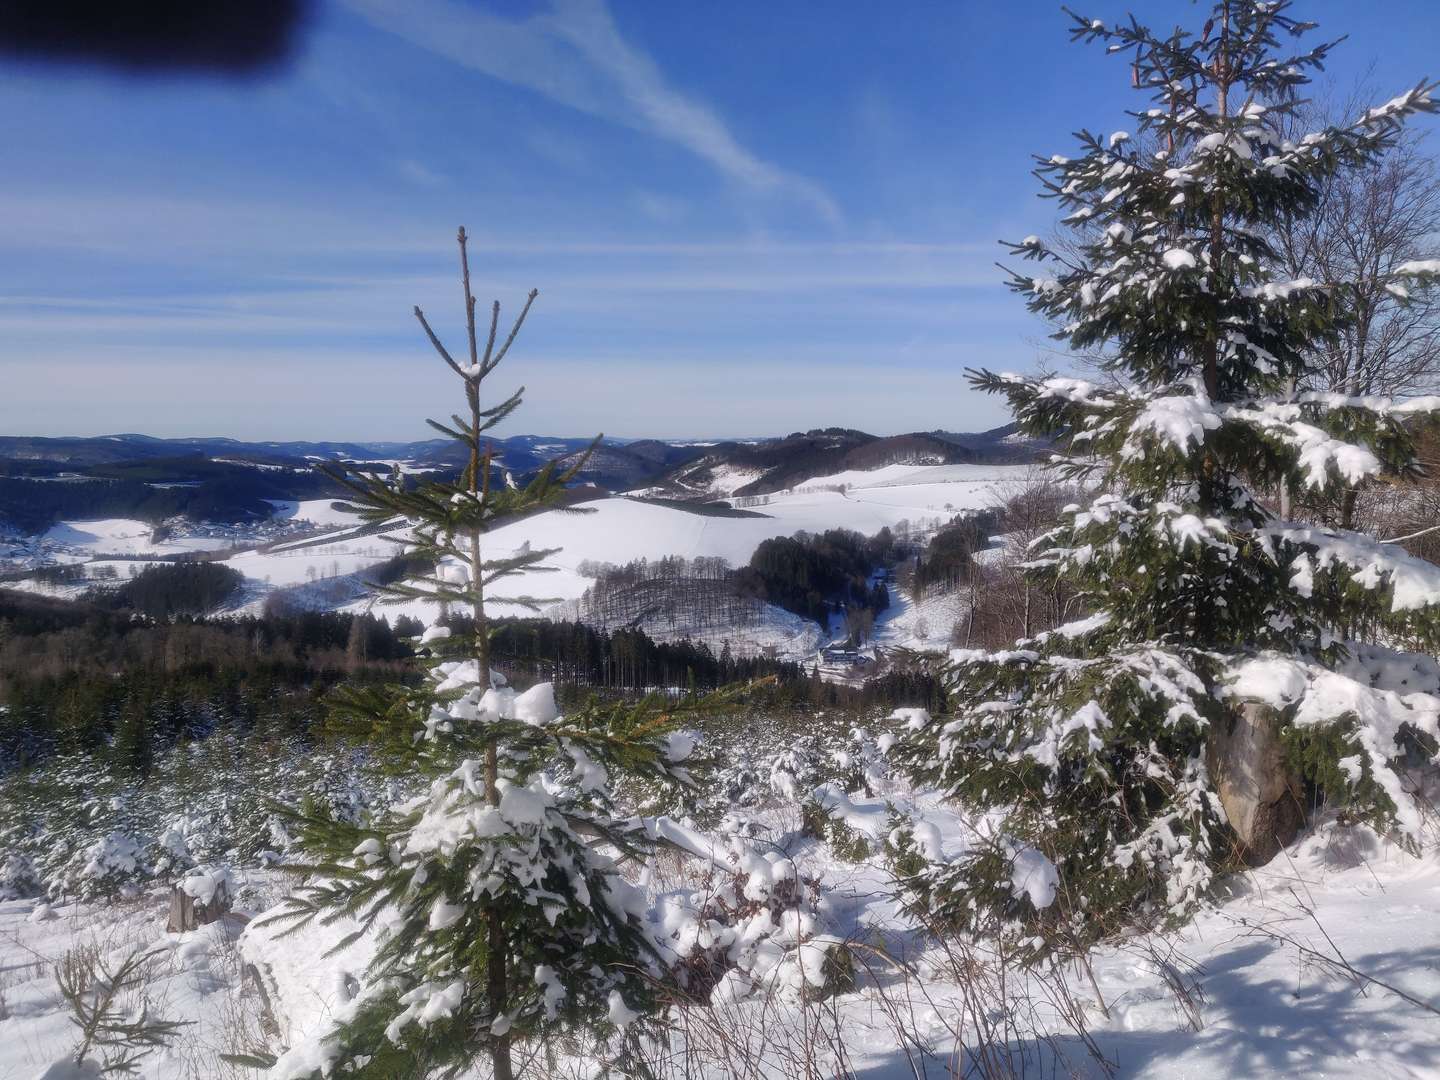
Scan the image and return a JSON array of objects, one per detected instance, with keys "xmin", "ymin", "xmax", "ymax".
[
  {"xmin": 457, "ymin": 226, "xmax": 515, "ymax": 1080},
  {"xmin": 1206, "ymin": 702, "xmax": 1304, "ymax": 866},
  {"xmin": 166, "ymin": 880, "xmax": 231, "ymax": 933}
]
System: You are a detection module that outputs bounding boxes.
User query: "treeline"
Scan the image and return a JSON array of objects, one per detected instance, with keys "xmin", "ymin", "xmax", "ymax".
[
  {"xmin": 0, "ymin": 455, "xmax": 342, "ymax": 533},
  {"xmin": 487, "ymin": 616, "xmax": 946, "ymax": 713},
  {"xmin": 911, "ymin": 509, "xmax": 1005, "ymax": 594},
  {"xmin": 481, "ymin": 616, "xmax": 803, "ymax": 690},
  {"xmin": 739, "ymin": 528, "xmax": 895, "ymax": 626},
  {"xmin": 0, "ymin": 667, "xmax": 336, "ymax": 775},
  {"xmin": 0, "ymin": 587, "xmax": 947, "ymax": 773},
  {"xmin": 0, "ymin": 591, "xmax": 417, "ymax": 686},
  {"xmin": 0, "ymin": 595, "xmax": 414, "ymax": 770},
  {"xmin": 94, "ymin": 562, "xmax": 246, "ymax": 618}
]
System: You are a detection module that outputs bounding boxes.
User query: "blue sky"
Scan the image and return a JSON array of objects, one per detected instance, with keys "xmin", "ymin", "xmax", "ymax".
[{"xmin": 3, "ymin": 0, "xmax": 1437, "ymax": 441}]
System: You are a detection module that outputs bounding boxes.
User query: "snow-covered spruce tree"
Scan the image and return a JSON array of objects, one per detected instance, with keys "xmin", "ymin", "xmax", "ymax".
[
  {"xmin": 895, "ymin": 2, "xmax": 1440, "ymax": 960},
  {"xmin": 261, "ymin": 228, "xmax": 707, "ymax": 1080}
]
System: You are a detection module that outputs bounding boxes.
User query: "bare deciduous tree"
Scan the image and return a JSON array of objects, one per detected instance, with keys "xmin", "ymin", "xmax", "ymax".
[
  {"xmin": 1274, "ymin": 95, "xmax": 1440, "ymax": 401},
  {"xmin": 1272, "ymin": 92, "xmax": 1440, "ymax": 527}
]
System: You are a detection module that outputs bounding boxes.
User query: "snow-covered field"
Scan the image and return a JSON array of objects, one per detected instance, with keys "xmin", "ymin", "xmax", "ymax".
[
  {"xmin": 262, "ymin": 500, "xmax": 369, "ymax": 530},
  {"xmin": 2, "ymin": 463, "xmax": 1024, "ymax": 654},
  {"xmin": 41, "ymin": 520, "xmax": 235, "ymax": 557},
  {"xmin": 333, "ymin": 464, "xmax": 1029, "ymax": 627},
  {"xmin": 226, "ymin": 536, "xmax": 399, "ymax": 590},
  {"xmin": 796, "ymin": 461, "xmax": 1034, "ymax": 495},
  {"xmin": 4, "ymin": 787, "xmax": 1438, "ymax": 1079}
]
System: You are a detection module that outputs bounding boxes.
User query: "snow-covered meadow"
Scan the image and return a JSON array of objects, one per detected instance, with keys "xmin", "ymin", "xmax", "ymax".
[
  {"xmin": 39, "ymin": 521, "xmax": 235, "ymax": 559},
  {"xmin": 373, "ymin": 464, "xmax": 1028, "ymax": 619},
  {"xmin": 3, "ymin": 717, "xmax": 1438, "ymax": 1080},
  {"xmin": 191, "ymin": 463, "xmax": 1031, "ymax": 636},
  {"xmin": 4, "ymin": 463, "xmax": 1027, "ymax": 653}
]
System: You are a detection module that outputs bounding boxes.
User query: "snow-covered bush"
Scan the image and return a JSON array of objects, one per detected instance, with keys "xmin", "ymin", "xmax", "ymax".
[
  {"xmin": 772, "ymin": 724, "xmax": 894, "ymax": 803},
  {"xmin": 152, "ymin": 819, "xmax": 197, "ymax": 880},
  {"xmin": 0, "ymin": 849, "xmax": 41, "ymax": 900},
  {"xmin": 53, "ymin": 832, "xmax": 150, "ymax": 901},
  {"xmin": 661, "ymin": 831, "xmax": 853, "ymax": 1004},
  {"xmin": 711, "ymin": 747, "xmax": 764, "ymax": 811},
  {"xmin": 829, "ymin": 726, "xmax": 889, "ymax": 796},
  {"xmin": 768, "ymin": 736, "xmax": 824, "ymax": 802},
  {"xmin": 800, "ymin": 794, "xmax": 874, "ymax": 862},
  {"xmin": 0, "ymin": 738, "xmax": 394, "ymax": 910}
]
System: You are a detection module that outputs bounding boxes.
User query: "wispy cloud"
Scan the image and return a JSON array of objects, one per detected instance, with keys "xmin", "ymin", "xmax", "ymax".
[
  {"xmin": 341, "ymin": 0, "xmax": 840, "ymax": 224},
  {"xmin": 0, "ymin": 188, "xmax": 998, "ymax": 265},
  {"xmin": 524, "ymin": 128, "xmax": 590, "ymax": 172},
  {"xmin": 396, "ymin": 158, "xmax": 448, "ymax": 187},
  {"xmin": 630, "ymin": 190, "xmax": 689, "ymax": 223}
]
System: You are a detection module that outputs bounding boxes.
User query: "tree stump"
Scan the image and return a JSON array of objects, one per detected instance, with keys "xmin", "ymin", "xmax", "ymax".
[
  {"xmin": 166, "ymin": 877, "xmax": 231, "ymax": 933},
  {"xmin": 1206, "ymin": 702, "xmax": 1305, "ymax": 866}
]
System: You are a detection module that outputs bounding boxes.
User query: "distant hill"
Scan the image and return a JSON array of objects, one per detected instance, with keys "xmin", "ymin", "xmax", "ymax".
[
  {"xmin": 0, "ymin": 433, "xmax": 436, "ymax": 467},
  {"xmin": 0, "ymin": 425, "xmax": 1050, "ymax": 532},
  {"xmin": 929, "ymin": 422, "xmax": 1054, "ymax": 463},
  {"xmin": 0, "ymin": 432, "xmax": 707, "ymax": 488},
  {"xmin": 648, "ymin": 424, "xmax": 1050, "ymax": 499}
]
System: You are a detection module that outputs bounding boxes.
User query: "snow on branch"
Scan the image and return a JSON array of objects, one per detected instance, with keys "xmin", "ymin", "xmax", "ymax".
[
  {"xmin": 1222, "ymin": 401, "xmax": 1382, "ymax": 488},
  {"xmin": 1124, "ymin": 391, "xmax": 1223, "ymax": 458},
  {"xmin": 1271, "ymin": 524, "xmax": 1440, "ymax": 612}
]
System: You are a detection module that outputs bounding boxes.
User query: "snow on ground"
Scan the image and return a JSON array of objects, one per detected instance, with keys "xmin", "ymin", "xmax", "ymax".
[
  {"xmin": 0, "ymin": 888, "xmax": 278, "ymax": 1080},
  {"xmin": 263, "ymin": 500, "xmax": 369, "ymax": 530},
  {"xmin": 0, "ymin": 578, "xmax": 93, "ymax": 602},
  {"xmin": 39, "ymin": 521, "xmax": 234, "ymax": 557},
  {"xmin": 8, "ymin": 794, "xmax": 1438, "ymax": 1078},
  {"xmin": 971, "ymin": 531, "xmax": 1022, "ymax": 567},
  {"xmin": 345, "ymin": 490, "xmax": 964, "ymax": 626},
  {"xmin": 870, "ymin": 580, "xmax": 969, "ymax": 653},
  {"xmin": 225, "ymin": 534, "xmax": 401, "ymax": 590},
  {"xmin": 1087, "ymin": 819, "xmax": 1440, "ymax": 1076},
  {"xmin": 703, "ymin": 464, "xmax": 766, "ymax": 495},
  {"xmin": 737, "ymin": 800, "xmax": 1440, "ymax": 1079},
  {"xmin": 792, "ymin": 461, "xmax": 1032, "ymax": 496},
  {"xmin": 804, "ymin": 791, "xmax": 1440, "ymax": 1080},
  {"xmin": 552, "ymin": 592, "xmax": 826, "ymax": 660},
  {"xmin": 796, "ymin": 467, "xmax": 1032, "ymax": 533}
]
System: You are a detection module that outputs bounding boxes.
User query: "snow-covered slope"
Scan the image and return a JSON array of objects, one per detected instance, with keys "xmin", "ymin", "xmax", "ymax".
[
  {"xmin": 554, "ymin": 587, "xmax": 827, "ymax": 660},
  {"xmin": 345, "ymin": 475, "xmax": 1022, "ymax": 625},
  {"xmin": 40, "ymin": 520, "xmax": 234, "ymax": 557},
  {"xmin": 262, "ymin": 499, "xmax": 369, "ymax": 530},
  {"xmin": 870, "ymin": 580, "xmax": 970, "ymax": 652},
  {"xmin": 6, "ymin": 799, "xmax": 1438, "ymax": 1078},
  {"xmin": 148, "ymin": 463, "xmax": 1032, "ymax": 624}
]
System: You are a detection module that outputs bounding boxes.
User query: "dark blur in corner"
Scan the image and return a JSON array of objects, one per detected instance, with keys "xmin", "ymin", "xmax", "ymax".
[{"xmin": 0, "ymin": 0, "xmax": 312, "ymax": 77}]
